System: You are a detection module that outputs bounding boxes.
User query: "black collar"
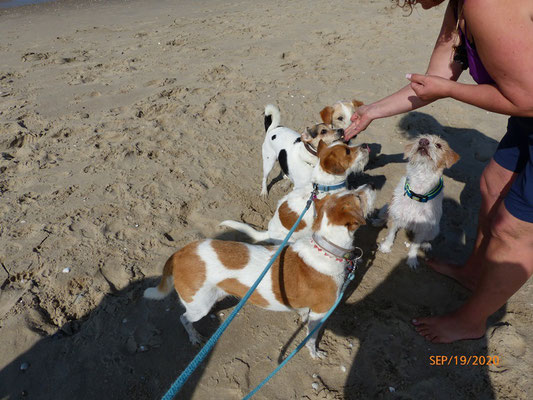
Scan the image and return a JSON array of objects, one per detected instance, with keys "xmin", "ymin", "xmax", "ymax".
[{"xmin": 304, "ymin": 142, "xmax": 317, "ymax": 157}]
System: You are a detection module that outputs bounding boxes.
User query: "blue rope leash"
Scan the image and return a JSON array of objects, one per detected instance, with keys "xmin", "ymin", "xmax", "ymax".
[
  {"xmin": 161, "ymin": 191, "xmax": 317, "ymax": 400},
  {"xmin": 242, "ymin": 267, "xmax": 357, "ymax": 400}
]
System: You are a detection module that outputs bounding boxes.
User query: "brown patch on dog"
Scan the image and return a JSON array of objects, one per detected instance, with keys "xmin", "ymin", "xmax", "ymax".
[
  {"xmin": 217, "ymin": 278, "xmax": 269, "ymax": 307},
  {"xmin": 271, "ymin": 247, "xmax": 337, "ymax": 313},
  {"xmin": 278, "ymin": 201, "xmax": 307, "ymax": 232},
  {"xmin": 169, "ymin": 241, "xmax": 206, "ymax": 303},
  {"xmin": 437, "ymin": 143, "xmax": 460, "ymax": 169},
  {"xmin": 312, "ymin": 193, "xmax": 367, "ymax": 232},
  {"xmin": 211, "ymin": 240, "xmax": 250, "ymax": 269},
  {"xmin": 320, "ymin": 106, "xmax": 334, "ymax": 125},
  {"xmin": 352, "ymin": 99, "xmax": 364, "ymax": 108},
  {"xmin": 318, "ymin": 143, "xmax": 359, "ymax": 175}
]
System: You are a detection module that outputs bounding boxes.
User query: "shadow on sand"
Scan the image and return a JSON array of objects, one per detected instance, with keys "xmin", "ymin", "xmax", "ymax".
[
  {"xmin": 0, "ymin": 274, "xmax": 236, "ymax": 399},
  {"xmin": 0, "ymin": 112, "xmax": 506, "ymax": 399}
]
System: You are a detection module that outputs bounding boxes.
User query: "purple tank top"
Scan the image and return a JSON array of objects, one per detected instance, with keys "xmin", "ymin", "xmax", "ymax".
[{"xmin": 460, "ymin": 22, "xmax": 495, "ymax": 84}]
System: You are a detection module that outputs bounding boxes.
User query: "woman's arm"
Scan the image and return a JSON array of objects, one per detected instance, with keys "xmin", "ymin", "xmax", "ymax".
[
  {"xmin": 462, "ymin": 0, "xmax": 533, "ymax": 115},
  {"xmin": 410, "ymin": 0, "xmax": 533, "ymax": 116},
  {"xmin": 345, "ymin": 1, "xmax": 463, "ymax": 139}
]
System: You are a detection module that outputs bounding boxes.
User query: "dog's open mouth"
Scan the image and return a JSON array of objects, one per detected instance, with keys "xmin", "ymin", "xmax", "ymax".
[{"xmin": 417, "ymin": 146, "xmax": 429, "ymax": 156}]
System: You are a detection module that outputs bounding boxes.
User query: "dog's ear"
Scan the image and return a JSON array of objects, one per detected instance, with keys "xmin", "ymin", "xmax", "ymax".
[
  {"xmin": 403, "ymin": 141, "xmax": 416, "ymax": 159},
  {"xmin": 320, "ymin": 106, "xmax": 334, "ymax": 125},
  {"xmin": 301, "ymin": 127, "xmax": 313, "ymax": 143},
  {"xmin": 317, "ymin": 139, "xmax": 327, "ymax": 156},
  {"xmin": 352, "ymin": 99, "xmax": 364, "ymax": 108},
  {"xmin": 443, "ymin": 147, "xmax": 460, "ymax": 169},
  {"xmin": 343, "ymin": 206, "xmax": 366, "ymax": 231},
  {"xmin": 322, "ymin": 152, "xmax": 346, "ymax": 175},
  {"xmin": 346, "ymin": 210, "xmax": 366, "ymax": 231}
]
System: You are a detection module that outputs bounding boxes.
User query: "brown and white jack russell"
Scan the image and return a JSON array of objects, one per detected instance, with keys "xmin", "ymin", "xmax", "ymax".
[
  {"xmin": 319, "ymin": 100, "xmax": 365, "ymax": 130},
  {"xmin": 144, "ymin": 187, "xmax": 376, "ymax": 359},
  {"xmin": 221, "ymin": 140, "xmax": 372, "ymax": 244}
]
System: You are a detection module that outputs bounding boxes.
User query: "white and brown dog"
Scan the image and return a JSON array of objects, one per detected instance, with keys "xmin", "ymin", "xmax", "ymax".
[
  {"xmin": 261, "ymin": 104, "xmax": 344, "ymax": 196},
  {"xmin": 222, "ymin": 140, "xmax": 372, "ymax": 243},
  {"xmin": 376, "ymin": 135, "xmax": 460, "ymax": 269},
  {"xmin": 319, "ymin": 100, "xmax": 364, "ymax": 130},
  {"xmin": 144, "ymin": 188, "xmax": 375, "ymax": 359}
]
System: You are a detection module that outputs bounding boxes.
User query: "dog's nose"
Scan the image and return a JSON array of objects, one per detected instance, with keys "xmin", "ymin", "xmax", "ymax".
[
  {"xmin": 337, "ymin": 129, "xmax": 345, "ymax": 135},
  {"xmin": 419, "ymin": 138, "xmax": 430, "ymax": 147}
]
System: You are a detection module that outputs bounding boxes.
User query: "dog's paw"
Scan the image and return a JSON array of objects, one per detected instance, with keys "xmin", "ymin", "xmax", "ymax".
[
  {"xmin": 421, "ymin": 242, "xmax": 432, "ymax": 251},
  {"xmin": 378, "ymin": 242, "xmax": 392, "ymax": 253},
  {"xmin": 406, "ymin": 256, "xmax": 419, "ymax": 270},
  {"xmin": 188, "ymin": 332, "xmax": 206, "ymax": 347},
  {"xmin": 307, "ymin": 347, "xmax": 327, "ymax": 360}
]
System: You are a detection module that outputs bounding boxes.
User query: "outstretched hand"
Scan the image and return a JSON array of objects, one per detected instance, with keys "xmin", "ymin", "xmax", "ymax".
[
  {"xmin": 344, "ymin": 104, "xmax": 372, "ymax": 140},
  {"xmin": 406, "ymin": 73, "xmax": 452, "ymax": 102}
]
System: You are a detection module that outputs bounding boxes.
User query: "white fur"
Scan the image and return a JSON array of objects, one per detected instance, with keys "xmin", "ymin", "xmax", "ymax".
[{"xmin": 377, "ymin": 135, "xmax": 458, "ymax": 269}]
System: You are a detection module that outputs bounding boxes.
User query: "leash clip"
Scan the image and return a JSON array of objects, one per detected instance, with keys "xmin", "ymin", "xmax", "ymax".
[{"xmin": 311, "ymin": 184, "xmax": 319, "ymax": 200}]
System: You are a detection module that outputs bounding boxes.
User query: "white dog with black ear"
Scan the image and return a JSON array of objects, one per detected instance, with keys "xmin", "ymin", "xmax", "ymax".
[
  {"xmin": 261, "ymin": 104, "xmax": 344, "ymax": 196},
  {"xmin": 377, "ymin": 135, "xmax": 460, "ymax": 269}
]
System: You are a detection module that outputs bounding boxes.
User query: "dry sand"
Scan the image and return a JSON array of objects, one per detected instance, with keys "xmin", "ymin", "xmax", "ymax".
[{"xmin": 0, "ymin": 0, "xmax": 531, "ymax": 399}]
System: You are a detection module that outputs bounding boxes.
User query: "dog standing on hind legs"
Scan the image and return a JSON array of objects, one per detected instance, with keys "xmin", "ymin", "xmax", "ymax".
[
  {"xmin": 376, "ymin": 134, "xmax": 460, "ymax": 269},
  {"xmin": 144, "ymin": 188, "xmax": 375, "ymax": 359}
]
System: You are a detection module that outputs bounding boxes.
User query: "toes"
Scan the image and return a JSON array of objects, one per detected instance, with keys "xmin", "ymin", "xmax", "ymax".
[{"xmin": 426, "ymin": 334, "xmax": 438, "ymax": 342}]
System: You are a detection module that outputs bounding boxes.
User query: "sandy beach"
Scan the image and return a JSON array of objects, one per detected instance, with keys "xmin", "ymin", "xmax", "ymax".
[{"xmin": 0, "ymin": 0, "xmax": 531, "ymax": 398}]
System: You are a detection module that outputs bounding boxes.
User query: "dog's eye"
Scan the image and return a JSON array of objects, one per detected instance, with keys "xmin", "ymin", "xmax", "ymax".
[
  {"xmin": 345, "ymin": 148, "xmax": 351, "ymax": 155},
  {"xmin": 436, "ymin": 143, "xmax": 442, "ymax": 149},
  {"xmin": 338, "ymin": 116, "xmax": 344, "ymax": 121},
  {"xmin": 321, "ymin": 129, "xmax": 327, "ymax": 134}
]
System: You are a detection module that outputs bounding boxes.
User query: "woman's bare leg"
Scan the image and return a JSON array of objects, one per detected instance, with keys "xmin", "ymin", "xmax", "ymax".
[
  {"xmin": 428, "ymin": 159, "xmax": 517, "ymax": 290},
  {"xmin": 414, "ymin": 202, "xmax": 533, "ymax": 343}
]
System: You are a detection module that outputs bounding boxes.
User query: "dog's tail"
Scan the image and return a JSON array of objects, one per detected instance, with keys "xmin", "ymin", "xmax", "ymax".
[
  {"xmin": 219, "ymin": 220, "xmax": 271, "ymax": 242},
  {"xmin": 264, "ymin": 104, "xmax": 281, "ymax": 133},
  {"xmin": 144, "ymin": 256, "xmax": 174, "ymax": 300}
]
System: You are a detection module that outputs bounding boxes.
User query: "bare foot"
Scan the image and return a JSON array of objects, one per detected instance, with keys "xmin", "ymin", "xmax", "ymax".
[
  {"xmin": 426, "ymin": 258, "xmax": 477, "ymax": 290},
  {"xmin": 412, "ymin": 312, "xmax": 486, "ymax": 343}
]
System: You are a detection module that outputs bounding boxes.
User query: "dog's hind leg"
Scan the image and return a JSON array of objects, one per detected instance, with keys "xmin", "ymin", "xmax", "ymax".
[
  {"xmin": 305, "ymin": 312, "xmax": 328, "ymax": 359},
  {"xmin": 179, "ymin": 287, "xmax": 222, "ymax": 345},
  {"xmin": 261, "ymin": 144, "xmax": 277, "ymax": 197}
]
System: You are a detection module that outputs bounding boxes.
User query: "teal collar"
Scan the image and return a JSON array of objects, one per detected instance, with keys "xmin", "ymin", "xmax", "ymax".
[
  {"xmin": 313, "ymin": 181, "xmax": 347, "ymax": 192},
  {"xmin": 404, "ymin": 177, "xmax": 443, "ymax": 203}
]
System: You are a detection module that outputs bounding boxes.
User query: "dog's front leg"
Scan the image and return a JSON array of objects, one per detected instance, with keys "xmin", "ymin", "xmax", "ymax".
[
  {"xmin": 305, "ymin": 312, "xmax": 327, "ymax": 359},
  {"xmin": 379, "ymin": 219, "xmax": 400, "ymax": 253},
  {"xmin": 407, "ymin": 224, "xmax": 438, "ymax": 269}
]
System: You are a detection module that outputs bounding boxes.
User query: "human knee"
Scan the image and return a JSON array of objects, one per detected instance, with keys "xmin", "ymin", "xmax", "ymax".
[{"xmin": 489, "ymin": 210, "xmax": 521, "ymax": 241}]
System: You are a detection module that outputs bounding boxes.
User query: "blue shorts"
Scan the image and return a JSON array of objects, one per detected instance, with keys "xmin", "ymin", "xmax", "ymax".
[{"xmin": 493, "ymin": 116, "xmax": 533, "ymax": 223}]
